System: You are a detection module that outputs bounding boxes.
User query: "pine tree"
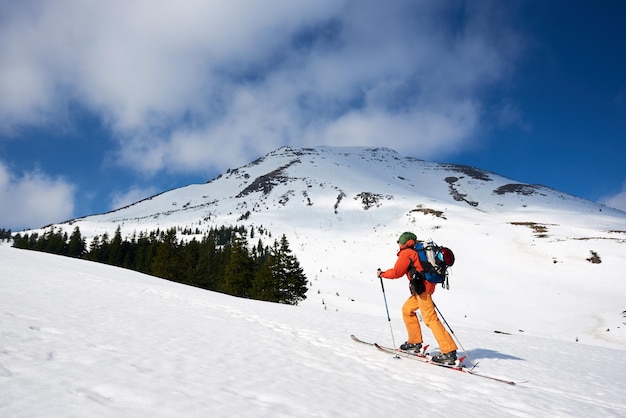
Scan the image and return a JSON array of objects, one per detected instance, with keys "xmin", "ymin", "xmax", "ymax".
[
  {"xmin": 180, "ymin": 238, "xmax": 201, "ymax": 285},
  {"xmin": 98, "ymin": 233, "xmax": 111, "ymax": 263},
  {"xmin": 41, "ymin": 228, "xmax": 67, "ymax": 254},
  {"xmin": 108, "ymin": 226, "xmax": 123, "ymax": 265},
  {"xmin": 196, "ymin": 233, "xmax": 221, "ymax": 290},
  {"xmin": 221, "ymin": 233, "xmax": 254, "ymax": 297},
  {"xmin": 0, "ymin": 228, "xmax": 12, "ymax": 242},
  {"xmin": 12, "ymin": 233, "xmax": 27, "ymax": 248},
  {"xmin": 67, "ymin": 227, "xmax": 86, "ymax": 258},
  {"xmin": 151, "ymin": 228, "xmax": 180, "ymax": 280},
  {"xmin": 251, "ymin": 260, "xmax": 275, "ymax": 301},
  {"xmin": 257, "ymin": 235, "xmax": 308, "ymax": 305},
  {"xmin": 133, "ymin": 231, "xmax": 154, "ymax": 273},
  {"xmin": 85, "ymin": 235, "xmax": 100, "ymax": 261}
]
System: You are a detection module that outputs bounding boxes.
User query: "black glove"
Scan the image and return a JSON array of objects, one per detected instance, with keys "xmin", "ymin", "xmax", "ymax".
[{"xmin": 377, "ymin": 268, "xmax": 382, "ymax": 278}]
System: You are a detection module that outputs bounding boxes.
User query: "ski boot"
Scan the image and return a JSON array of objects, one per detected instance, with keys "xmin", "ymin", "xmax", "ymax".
[
  {"xmin": 399, "ymin": 342, "xmax": 423, "ymax": 354},
  {"xmin": 431, "ymin": 350, "xmax": 457, "ymax": 365}
]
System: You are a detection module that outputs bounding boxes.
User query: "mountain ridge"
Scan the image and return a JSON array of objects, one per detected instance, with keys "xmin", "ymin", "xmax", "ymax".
[{"xmin": 53, "ymin": 145, "xmax": 625, "ymax": 232}]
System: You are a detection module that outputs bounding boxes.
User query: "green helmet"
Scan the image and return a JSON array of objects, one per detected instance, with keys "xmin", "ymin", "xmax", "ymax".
[{"xmin": 397, "ymin": 232, "xmax": 417, "ymax": 245}]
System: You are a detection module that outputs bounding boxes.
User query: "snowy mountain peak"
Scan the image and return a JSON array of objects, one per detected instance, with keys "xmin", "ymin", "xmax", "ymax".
[{"xmin": 68, "ymin": 145, "xmax": 622, "ymax": 233}]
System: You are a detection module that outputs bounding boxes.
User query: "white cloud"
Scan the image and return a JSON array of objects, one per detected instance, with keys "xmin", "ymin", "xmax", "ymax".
[
  {"xmin": 0, "ymin": 161, "xmax": 75, "ymax": 230},
  {"xmin": 310, "ymin": 102, "xmax": 479, "ymax": 155},
  {"xmin": 0, "ymin": 0, "xmax": 522, "ymax": 174},
  {"xmin": 600, "ymin": 183, "xmax": 626, "ymax": 213}
]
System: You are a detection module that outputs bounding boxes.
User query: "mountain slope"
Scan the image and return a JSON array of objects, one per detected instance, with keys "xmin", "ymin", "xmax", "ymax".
[
  {"xmin": 27, "ymin": 146, "xmax": 626, "ymax": 347},
  {"xmin": 1, "ymin": 244, "xmax": 625, "ymax": 417},
  {"xmin": 63, "ymin": 146, "xmax": 625, "ymax": 231}
]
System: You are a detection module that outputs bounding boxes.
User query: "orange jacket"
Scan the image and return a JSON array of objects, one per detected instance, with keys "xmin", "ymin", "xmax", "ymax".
[{"xmin": 380, "ymin": 239, "xmax": 436, "ymax": 294}]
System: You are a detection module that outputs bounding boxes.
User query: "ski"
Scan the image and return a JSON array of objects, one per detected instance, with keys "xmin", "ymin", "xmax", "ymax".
[
  {"xmin": 351, "ymin": 334, "xmax": 377, "ymax": 346},
  {"xmin": 351, "ymin": 335, "xmax": 522, "ymax": 385},
  {"xmin": 375, "ymin": 343, "xmax": 464, "ymax": 367}
]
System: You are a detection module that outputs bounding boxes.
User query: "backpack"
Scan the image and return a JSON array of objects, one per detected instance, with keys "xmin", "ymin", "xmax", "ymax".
[{"xmin": 408, "ymin": 240, "xmax": 455, "ymax": 294}]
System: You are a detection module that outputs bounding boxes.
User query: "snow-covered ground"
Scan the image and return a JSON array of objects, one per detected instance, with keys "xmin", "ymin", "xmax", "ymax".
[
  {"xmin": 1, "ymin": 243, "xmax": 625, "ymax": 417},
  {"xmin": 6, "ymin": 147, "xmax": 626, "ymax": 416}
]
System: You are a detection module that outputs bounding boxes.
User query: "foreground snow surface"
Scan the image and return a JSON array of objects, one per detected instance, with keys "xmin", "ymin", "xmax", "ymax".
[{"xmin": 1, "ymin": 245, "xmax": 625, "ymax": 417}]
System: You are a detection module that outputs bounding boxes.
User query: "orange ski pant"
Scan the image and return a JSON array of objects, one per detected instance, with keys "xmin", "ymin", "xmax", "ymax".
[{"xmin": 402, "ymin": 292, "xmax": 457, "ymax": 354}]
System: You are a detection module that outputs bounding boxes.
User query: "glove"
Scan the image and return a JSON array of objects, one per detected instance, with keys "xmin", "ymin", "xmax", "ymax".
[{"xmin": 377, "ymin": 268, "xmax": 382, "ymax": 278}]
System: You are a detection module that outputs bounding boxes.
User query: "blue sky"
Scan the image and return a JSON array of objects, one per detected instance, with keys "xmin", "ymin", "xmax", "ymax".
[{"xmin": 1, "ymin": 0, "xmax": 625, "ymax": 231}]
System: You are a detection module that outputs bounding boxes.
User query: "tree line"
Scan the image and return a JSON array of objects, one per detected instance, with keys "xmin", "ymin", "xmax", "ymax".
[
  {"xmin": 11, "ymin": 225, "xmax": 308, "ymax": 305},
  {"xmin": 0, "ymin": 228, "xmax": 12, "ymax": 242}
]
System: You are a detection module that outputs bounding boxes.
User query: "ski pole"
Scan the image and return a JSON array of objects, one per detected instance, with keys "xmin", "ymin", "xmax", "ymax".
[
  {"xmin": 433, "ymin": 302, "xmax": 474, "ymax": 366},
  {"xmin": 378, "ymin": 274, "xmax": 398, "ymax": 349}
]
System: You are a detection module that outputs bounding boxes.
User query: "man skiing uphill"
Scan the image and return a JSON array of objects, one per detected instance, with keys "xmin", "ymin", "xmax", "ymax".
[{"xmin": 377, "ymin": 232, "xmax": 458, "ymax": 365}]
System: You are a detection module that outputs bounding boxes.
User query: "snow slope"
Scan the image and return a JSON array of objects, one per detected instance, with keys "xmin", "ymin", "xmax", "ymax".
[
  {"xmin": 32, "ymin": 146, "xmax": 626, "ymax": 348},
  {"xmin": 1, "ymin": 244, "xmax": 625, "ymax": 417},
  {"xmin": 6, "ymin": 146, "xmax": 626, "ymax": 416}
]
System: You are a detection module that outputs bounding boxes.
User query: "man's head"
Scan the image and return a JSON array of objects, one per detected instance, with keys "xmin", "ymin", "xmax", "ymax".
[{"xmin": 397, "ymin": 232, "xmax": 417, "ymax": 245}]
